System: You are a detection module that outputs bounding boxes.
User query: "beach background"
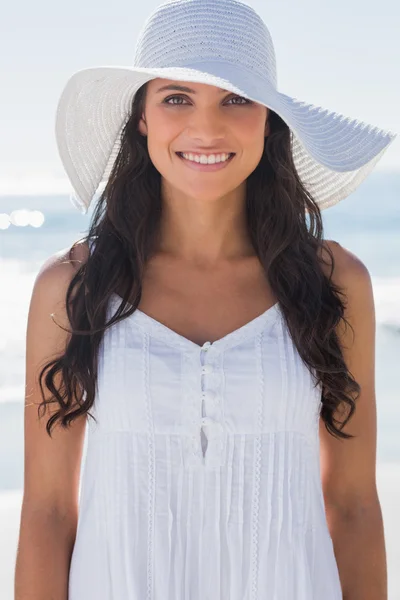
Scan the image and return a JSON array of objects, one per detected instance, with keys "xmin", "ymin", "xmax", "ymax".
[
  {"xmin": 1, "ymin": 0, "xmax": 399, "ymax": 597},
  {"xmin": 0, "ymin": 172, "xmax": 399, "ymax": 598}
]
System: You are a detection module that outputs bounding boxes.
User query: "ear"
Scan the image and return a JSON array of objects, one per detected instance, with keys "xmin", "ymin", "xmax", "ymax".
[{"xmin": 138, "ymin": 113, "xmax": 148, "ymax": 137}]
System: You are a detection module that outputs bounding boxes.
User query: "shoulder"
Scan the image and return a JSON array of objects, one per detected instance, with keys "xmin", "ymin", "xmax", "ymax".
[
  {"xmin": 319, "ymin": 239, "xmax": 373, "ymax": 303},
  {"xmin": 35, "ymin": 239, "xmax": 89, "ymax": 292},
  {"xmin": 319, "ymin": 240, "xmax": 375, "ymax": 344},
  {"xmin": 30, "ymin": 239, "xmax": 90, "ymax": 330}
]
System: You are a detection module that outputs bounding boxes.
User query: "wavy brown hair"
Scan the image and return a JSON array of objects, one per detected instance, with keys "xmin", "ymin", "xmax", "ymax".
[{"xmin": 37, "ymin": 80, "xmax": 360, "ymax": 440}]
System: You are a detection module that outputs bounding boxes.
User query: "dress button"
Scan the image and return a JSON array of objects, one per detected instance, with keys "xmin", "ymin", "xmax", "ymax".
[
  {"xmin": 200, "ymin": 417, "xmax": 224, "ymax": 439},
  {"xmin": 201, "ymin": 341, "xmax": 212, "ymax": 352},
  {"xmin": 201, "ymin": 364, "xmax": 213, "ymax": 375}
]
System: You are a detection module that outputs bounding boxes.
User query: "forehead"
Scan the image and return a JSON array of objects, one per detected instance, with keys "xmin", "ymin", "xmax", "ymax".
[{"xmin": 147, "ymin": 78, "xmax": 230, "ymax": 94}]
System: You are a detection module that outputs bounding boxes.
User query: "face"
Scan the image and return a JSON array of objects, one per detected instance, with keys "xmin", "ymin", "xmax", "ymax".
[{"xmin": 138, "ymin": 78, "xmax": 269, "ymax": 204}]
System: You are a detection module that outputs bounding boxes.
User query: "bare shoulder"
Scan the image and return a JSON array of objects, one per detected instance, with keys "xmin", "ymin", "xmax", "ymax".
[
  {"xmin": 319, "ymin": 239, "xmax": 375, "ymax": 347},
  {"xmin": 320, "ymin": 239, "xmax": 368, "ymax": 273},
  {"xmin": 35, "ymin": 239, "xmax": 89, "ymax": 296},
  {"xmin": 37, "ymin": 238, "xmax": 89, "ymax": 279},
  {"xmin": 319, "ymin": 239, "xmax": 372, "ymax": 300},
  {"xmin": 29, "ymin": 239, "xmax": 90, "ymax": 340}
]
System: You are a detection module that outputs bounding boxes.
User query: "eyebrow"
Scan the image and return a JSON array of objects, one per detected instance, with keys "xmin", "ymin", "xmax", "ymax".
[{"xmin": 155, "ymin": 84, "xmax": 228, "ymax": 94}]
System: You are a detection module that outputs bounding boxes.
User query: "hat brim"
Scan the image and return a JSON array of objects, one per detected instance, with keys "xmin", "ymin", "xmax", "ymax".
[{"xmin": 55, "ymin": 64, "xmax": 397, "ymax": 214}]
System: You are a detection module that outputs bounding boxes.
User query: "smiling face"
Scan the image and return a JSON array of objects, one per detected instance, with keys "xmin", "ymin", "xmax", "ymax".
[{"xmin": 138, "ymin": 78, "xmax": 269, "ymax": 204}]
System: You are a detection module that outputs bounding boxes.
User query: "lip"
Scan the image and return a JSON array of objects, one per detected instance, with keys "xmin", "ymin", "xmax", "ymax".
[{"xmin": 176, "ymin": 152, "xmax": 235, "ymax": 172}]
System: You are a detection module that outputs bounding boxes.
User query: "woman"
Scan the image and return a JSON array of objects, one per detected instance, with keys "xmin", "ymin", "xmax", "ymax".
[{"xmin": 15, "ymin": 0, "xmax": 396, "ymax": 598}]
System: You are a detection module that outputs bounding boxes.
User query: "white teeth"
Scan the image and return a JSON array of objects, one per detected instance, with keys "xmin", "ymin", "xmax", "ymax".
[{"xmin": 180, "ymin": 152, "xmax": 232, "ymax": 164}]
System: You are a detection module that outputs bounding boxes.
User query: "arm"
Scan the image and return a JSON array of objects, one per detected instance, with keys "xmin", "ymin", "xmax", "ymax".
[
  {"xmin": 319, "ymin": 242, "xmax": 387, "ymax": 600},
  {"xmin": 15, "ymin": 246, "xmax": 87, "ymax": 600}
]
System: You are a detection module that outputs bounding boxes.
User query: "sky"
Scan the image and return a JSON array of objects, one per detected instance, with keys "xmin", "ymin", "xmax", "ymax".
[{"xmin": 1, "ymin": 0, "xmax": 399, "ymax": 195}]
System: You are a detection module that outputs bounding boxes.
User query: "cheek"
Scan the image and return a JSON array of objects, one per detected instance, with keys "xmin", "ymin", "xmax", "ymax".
[
  {"xmin": 146, "ymin": 120, "xmax": 181, "ymax": 158},
  {"xmin": 241, "ymin": 115, "xmax": 266, "ymax": 141},
  {"xmin": 236, "ymin": 120, "xmax": 266, "ymax": 157},
  {"xmin": 146, "ymin": 135, "xmax": 181, "ymax": 179}
]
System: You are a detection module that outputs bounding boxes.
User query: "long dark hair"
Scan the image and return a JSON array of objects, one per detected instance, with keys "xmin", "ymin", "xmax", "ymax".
[{"xmin": 38, "ymin": 80, "xmax": 360, "ymax": 440}]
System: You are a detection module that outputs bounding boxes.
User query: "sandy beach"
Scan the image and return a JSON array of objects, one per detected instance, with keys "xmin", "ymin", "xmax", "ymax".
[{"xmin": 0, "ymin": 462, "xmax": 399, "ymax": 599}]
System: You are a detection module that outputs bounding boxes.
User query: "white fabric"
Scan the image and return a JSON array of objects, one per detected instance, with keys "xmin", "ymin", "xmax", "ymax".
[{"xmin": 68, "ymin": 256, "xmax": 343, "ymax": 599}]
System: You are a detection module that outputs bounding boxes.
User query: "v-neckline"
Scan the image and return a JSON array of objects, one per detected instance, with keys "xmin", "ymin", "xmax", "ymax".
[{"xmin": 110, "ymin": 293, "xmax": 281, "ymax": 353}]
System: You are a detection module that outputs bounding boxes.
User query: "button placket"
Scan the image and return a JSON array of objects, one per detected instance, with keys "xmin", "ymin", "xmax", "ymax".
[
  {"xmin": 182, "ymin": 343, "xmax": 225, "ymax": 469},
  {"xmin": 201, "ymin": 363, "xmax": 214, "ymax": 375},
  {"xmin": 199, "ymin": 346, "xmax": 225, "ymax": 466},
  {"xmin": 202, "ymin": 354, "xmax": 221, "ymax": 408},
  {"xmin": 202, "ymin": 389, "xmax": 218, "ymax": 408},
  {"xmin": 181, "ymin": 352, "xmax": 203, "ymax": 468},
  {"xmin": 201, "ymin": 417, "xmax": 226, "ymax": 468},
  {"xmin": 201, "ymin": 341, "xmax": 212, "ymax": 352},
  {"xmin": 201, "ymin": 416, "xmax": 224, "ymax": 436}
]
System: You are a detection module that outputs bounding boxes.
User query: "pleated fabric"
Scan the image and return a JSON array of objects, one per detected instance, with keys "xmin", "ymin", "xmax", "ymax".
[{"xmin": 68, "ymin": 289, "xmax": 343, "ymax": 600}]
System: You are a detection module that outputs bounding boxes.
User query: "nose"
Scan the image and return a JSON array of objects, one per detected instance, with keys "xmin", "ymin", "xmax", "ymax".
[{"xmin": 185, "ymin": 106, "xmax": 228, "ymax": 140}]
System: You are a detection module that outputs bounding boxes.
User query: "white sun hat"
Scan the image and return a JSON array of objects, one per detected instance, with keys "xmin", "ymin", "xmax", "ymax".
[{"xmin": 55, "ymin": 0, "xmax": 397, "ymax": 215}]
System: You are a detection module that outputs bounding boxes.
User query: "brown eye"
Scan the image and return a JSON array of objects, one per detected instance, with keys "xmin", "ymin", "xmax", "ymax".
[
  {"xmin": 228, "ymin": 96, "xmax": 251, "ymax": 105},
  {"xmin": 163, "ymin": 95, "xmax": 188, "ymax": 105},
  {"xmin": 163, "ymin": 94, "xmax": 252, "ymax": 106}
]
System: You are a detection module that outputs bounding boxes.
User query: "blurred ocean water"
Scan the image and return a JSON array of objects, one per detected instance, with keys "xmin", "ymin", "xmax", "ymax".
[{"xmin": 0, "ymin": 170, "xmax": 399, "ymax": 493}]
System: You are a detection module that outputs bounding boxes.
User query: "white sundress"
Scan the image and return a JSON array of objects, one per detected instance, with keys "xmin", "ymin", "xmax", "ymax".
[{"xmin": 68, "ymin": 242, "xmax": 343, "ymax": 599}]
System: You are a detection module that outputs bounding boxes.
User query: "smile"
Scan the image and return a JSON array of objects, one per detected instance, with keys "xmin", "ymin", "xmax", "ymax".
[{"xmin": 176, "ymin": 152, "xmax": 235, "ymax": 172}]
